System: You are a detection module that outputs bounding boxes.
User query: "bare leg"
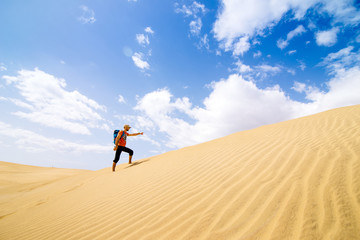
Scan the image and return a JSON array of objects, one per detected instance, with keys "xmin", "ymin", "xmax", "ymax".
[
  {"xmin": 129, "ymin": 155, "xmax": 132, "ymax": 164},
  {"xmin": 112, "ymin": 162, "xmax": 116, "ymax": 172}
]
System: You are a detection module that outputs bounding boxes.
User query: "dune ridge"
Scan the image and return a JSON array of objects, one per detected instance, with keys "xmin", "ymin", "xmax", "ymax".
[{"xmin": 1, "ymin": 105, "xmax": 360, "ymax": 239}]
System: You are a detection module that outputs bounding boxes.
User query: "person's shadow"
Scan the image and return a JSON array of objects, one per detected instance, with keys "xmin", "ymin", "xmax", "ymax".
[{"xmin": 125, "ymin": 159, "xmax": 150, "ymax": 168}]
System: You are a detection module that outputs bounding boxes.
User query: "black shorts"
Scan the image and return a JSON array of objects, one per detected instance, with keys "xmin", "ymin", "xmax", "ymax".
[{"xmin": 113, "ymin": 146, "xmax": 134, "ymax": 163}]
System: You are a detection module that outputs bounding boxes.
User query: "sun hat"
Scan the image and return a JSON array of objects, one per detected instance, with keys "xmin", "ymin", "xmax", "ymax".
[{"xmin": 124, "ymin": 124, "xmax": 131, "ymax": 129}]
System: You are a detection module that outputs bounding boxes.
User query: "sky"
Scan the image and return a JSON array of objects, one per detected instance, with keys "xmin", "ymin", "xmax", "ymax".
[{"xmin": 1, "ymin": 0, "xmax": 360, "ymax": 170}]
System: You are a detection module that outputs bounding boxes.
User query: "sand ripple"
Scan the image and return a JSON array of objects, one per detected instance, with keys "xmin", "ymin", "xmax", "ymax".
[{"xmin": 1, "ymin": 105, "xmax": 360, "ymax": 239}]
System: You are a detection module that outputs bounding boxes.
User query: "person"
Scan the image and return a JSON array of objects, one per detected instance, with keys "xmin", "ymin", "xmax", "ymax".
[{"xmin": 112, "ymin": 124, "xmax": 143, "ymax": 172}]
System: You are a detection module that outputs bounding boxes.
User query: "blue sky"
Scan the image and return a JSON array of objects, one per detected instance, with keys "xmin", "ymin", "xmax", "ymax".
[{"xmin": 1, "ymin": 0, "xmax": 360, "ymax": 170}]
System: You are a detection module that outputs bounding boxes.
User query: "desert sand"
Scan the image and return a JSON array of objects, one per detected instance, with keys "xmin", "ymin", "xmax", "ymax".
[{"xmin": 1, "ymin": 104, "xmax": 360, "ymax": 240}]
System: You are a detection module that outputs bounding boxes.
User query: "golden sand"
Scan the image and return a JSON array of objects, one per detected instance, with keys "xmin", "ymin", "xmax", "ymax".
[{"xmin": 1, "ymin": 105, "xmax": 360, "ymax": 239}]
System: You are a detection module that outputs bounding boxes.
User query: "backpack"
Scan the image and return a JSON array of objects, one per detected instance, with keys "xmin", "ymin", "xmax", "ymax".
[{"xmin": 113, "ymin": 130, "xmax": 125, "ymax": 144}]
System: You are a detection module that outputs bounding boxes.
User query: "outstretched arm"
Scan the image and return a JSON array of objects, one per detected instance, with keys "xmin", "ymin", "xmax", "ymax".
[{"xmin": 128, "ymin": 132, "xmax": 143, "ymax": 136}]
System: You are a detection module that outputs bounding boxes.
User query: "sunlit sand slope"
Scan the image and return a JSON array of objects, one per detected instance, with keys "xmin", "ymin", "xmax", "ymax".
[{"xmin": 1, "ymin": 105, "xmax": 360, "ymax": 240}]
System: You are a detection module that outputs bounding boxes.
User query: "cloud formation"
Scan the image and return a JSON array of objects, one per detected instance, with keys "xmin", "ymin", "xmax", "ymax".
[
  {"xmin": 320, "ymin": 45, "xmax": 360, "ymax": 74},
  {"xmin": 0, "ymin": 121, "xmax": 109, "ymax": 153},
  {"xmin": 134, "ymin": 46, "xmax": 360, "ymax": 149},
  {"xmin": 0, "ymin": 63, "xmax": 7, "ymax": 71},
  {"xmin": 145, "ymin": 27, "xmax": 154, "ymax": 34},
  {"xmin": 118, "ymin": 95, "xmax": 126, "ymax": 104},
  {"xmin": 189, "ymin": 18, "xmax": 202, "ymax": 36},
  {"xmin": 78, "ymin": 5, "xmax": 96, "ymax": 24},
  {"xmin": 213, "ymin": 0, "xmax": 360, "ymax": 55},
  {"xmin": 233, "ymin": 36, "xmax": 250, "ymax": 56},
  {"xmin": 277, "ymin": 25, "xmax": 306, "ymax": 49},
  {"xmin": 315, "ymin": 27, "xmax": 340, "ymax": 46},
  {"xmin": 133, "ymin": 27, "xmax": 154, "ymax": 72},
  {"xmin": 136, "ymin": 34, "xmax": 150, "ymax": 46},
  {"xmin": 3, "ymin": 68, "xmax": 108, "ymax": 135},
  {"xmin": 136, "ymin": 27, "xmax": 154, "ymax": 46},
  {"xmin": 175, "ymin": 1, "xmax": 206, "ymax": 17},
  {"xmin": 132, "ymin": 52, "xmax": 150, "ymax": 70},
  {"xmin": 232, "ymin": 61, "xmax": 283, "ymax": 80},
  {"xmin": 175, "ymin": 1, "xmax": 208, "ymax": 49}
]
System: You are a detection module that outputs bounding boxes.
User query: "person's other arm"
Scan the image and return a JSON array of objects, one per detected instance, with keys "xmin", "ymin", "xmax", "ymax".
[{"xmin": 113, "ymin": 131, "xmax": 122, "ymax": 151}]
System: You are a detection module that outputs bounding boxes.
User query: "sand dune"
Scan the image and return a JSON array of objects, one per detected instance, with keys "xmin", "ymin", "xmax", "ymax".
[{"xmin": 1, "ymin": 105, "xmax": 360, "ymax": 240}]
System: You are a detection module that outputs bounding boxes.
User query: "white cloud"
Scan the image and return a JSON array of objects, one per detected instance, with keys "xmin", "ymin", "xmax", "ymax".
[
  {"xmin": 298, "ymin": 60, "xmax": 306, "ymax": 70},
  {"xmin": 136, "ymin": 27, "xmax": 154, "ymax": 46},
  {"xmin": 9, "ymin": 98, "xmax": 34, "ymax": 110},
  {"xmin": 145, "ymin": 27, "xmax": 154, "ymax": 34},
  {"xmin": 175, "ymin": 1, "xmax": 207, "ymax": 38},
  {"xmin": 200, "ymin": 34, "xmax": 210, "ymax": 49},
  {"xmin": 320, "ymin": 0, "xmax": 360, "ymax": 26},
  {"xmin": 175, "ymin": 2, "xmax": 210, "ymax": 50},
  {"xmin": 0, "ymin": 121, "xmax": 109, "ymax": 153},
  {"xmin": 78, "ymin": 5, "xmax": 96, "ymax": 24},
  {"xmin": 136, "ymin": 34, "xmax": 150, "ymax": 45},
  {"xmin": 322, "ymin": 46, "xmax": 354, "ymax": 63},
  {"xmin": 134, "ymin": 89, "xmax": 194, "ymax": 147},
  {"xmin": 133, "ymin": 27, "xmax": 154, "ymax": 72},
  {"xmin": 234, "ymin": 60, "xmax": 252, "ymax": 73},
  {"xmin": 134, "ymin": 76, "xmax": 299, "ymax": 148},
  {"xmin": 195, "ymin": 34, "xmax": 210, "ymax": 50},
  {"xmin": 118, "ymin": 95, "xmax": 126, "ymax": 104},
  {"xmin": 276, "ymin": 39, "xmax": 288, "ymax": 49},
  {"xmin": 293, "ymin": 65, "xmax": 360, "ymax": 106},
  {"xmin": 135, "ymin": 63, "xmax": 360, "ymax": 149},
  {"xmin": 233, "ymin": 36, "xmax": 250, "ymax": 56},
  {"xmin": 314, "ymin": 66, "xmax": 360, "ymax": 108},
  {"xmin": 190, "ymin": 18, "xmax": 202, "ymax": 36},
  {"xmin": 292, "ymin": 81, "xmax": 307, "ymax": 93},
  {"xmin": 291, "ymin": 81, "xmax": 323, "ymax": 101},
  {"xmin": 277, "ymin": 25, "xmax": 306, "ymax": 49},
  {"xmin": 132, "ymin": 52, "xmax": 150, "ymax": 70},
  {"xmin": 287, "ymin": 50, "xmax": 297, "ymax": 55},
  {"xmin": 214, "ymin": 1, "xmax": 310, "ymax": 43},
  {"xmin": 356, "ymin": 33, "xmax": 360, "ymax": 43},
  {"xmin": 315, "ymin": 27, "xmax": 340, "ymax": 46},
  {"xmin": 175, "ymin": 1, "xmax": 206, "ymax": 17},
  {"xmin": 253, "ymin": 39, "xmax": 261, "ymax": 45},
  {"xmin": 322, "ymin": 46, "xmax": 354, "ymax": 62},
  {"xmin": 175, "ymin": 4, "xmax": 193, "ymax": 16},
  {"xmin": 134, "ymin": 44, "xmax": 360, "ymax": 148},
  {"xmin": 308, "ymin": 22, "xmax": 316, "ymax": 30},
  {"xmin": 256, "ymin": 64, "xmax": 281, "ymax": 74},
  {"xmin": 192, "ymin": 1, "xmax": 206, "ymax": 14},
  {"xmin": 135, "ymin": 89, "xmax": 192, "ymax": 117},
  {"xmin": 320, "ymin": 46, "xmax": 360, "ymax": 75},
  {"xmin": 288, "ymin": 25, "xmax": 306, "ymax": 39},
  {"xmin": 213, "ymin": 0, "xmax": 360, "ymax": 54},
  {"xmin": 253, "ymin": 64, "xmax": 282, "ymax": 79},
  {"xmin": 253, "ymin": 50, "xmax": 262, "ymax": 58},
  {"xmin": 0, "ymin": 63, "xmax": 7, "ymax": 71},
  {"xmin": 232, "ymin": 62, "xmax": 282, "ymax": 79},
  {"xmin": 287, "ymin": 69, "xmax": 296, "ymax": 75},
  {"xmin": 2, "ymin": 68, "xmax": 108, "ymax": 135}
]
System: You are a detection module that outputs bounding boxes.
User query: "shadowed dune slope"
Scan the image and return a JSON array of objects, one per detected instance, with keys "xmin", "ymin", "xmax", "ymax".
[{"xmin": 1, "ymin": 105, "xmax": 360, "ymax": 240}]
